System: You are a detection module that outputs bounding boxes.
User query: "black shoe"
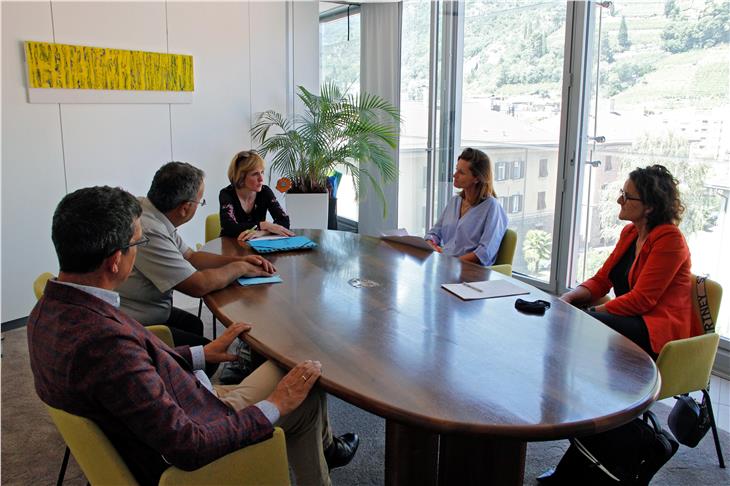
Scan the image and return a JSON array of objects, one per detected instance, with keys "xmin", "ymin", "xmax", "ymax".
[
  {"xmin": 324, "ymin": 432, "xmax": 360, "ymax": 470},
  {"xmin": 218, "ymin": 363, "xmax": 248, "ymax": 385},
  {"xmin": 536, "ymin": 467, "xmax": 558, "ymax": 483}
]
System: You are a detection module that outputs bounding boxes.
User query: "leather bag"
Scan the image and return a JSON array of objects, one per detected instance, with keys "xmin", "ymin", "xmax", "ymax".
[
  {"xmin": 668, "ymin": 394, "xmax": 712, "ymax": 447},
  {"xmin": 551, "ymin": 411, "xmax": 679, "ymax": 485}
]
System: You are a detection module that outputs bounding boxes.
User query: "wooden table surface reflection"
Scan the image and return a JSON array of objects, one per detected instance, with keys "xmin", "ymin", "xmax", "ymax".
[{"xmin": 203, "ymin": 230, "xmax": 659, "ymax": 485}]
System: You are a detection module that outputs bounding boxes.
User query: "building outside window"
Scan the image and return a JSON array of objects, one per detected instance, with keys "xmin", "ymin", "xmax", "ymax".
[
  {"xmin": 537, "ymin": 191, "xmax": 546, "ymax": 211},
  {"xmin": 511, "ymin": 160, "xmax": 525, "ymax": 179},
  {"xmin": 539, "ymin": 158, "xmax": 548, "ymax": 177},
  {"xmin": 495, "ymin": 162, "xmax": 508, "ymax": 181},
  {"xmin": 510, "ymin": 194, "xmax": 523, "ymax": 214}
]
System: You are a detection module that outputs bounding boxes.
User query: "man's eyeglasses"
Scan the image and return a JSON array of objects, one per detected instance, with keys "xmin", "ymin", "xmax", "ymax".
[
  {"xmin": 618, "ymin": 189, "xmax": 642, "ymax": 203},
  {"xmin": 108, "ymin": 235, "xmax": 149, "ymax": 256},
  {"xmin": 121, "ymin": 236, "xmax": 150, "ymax": 251},
  {"xmin": 188, "ymin": 198, "xmax": 206, "ymax": 207}
]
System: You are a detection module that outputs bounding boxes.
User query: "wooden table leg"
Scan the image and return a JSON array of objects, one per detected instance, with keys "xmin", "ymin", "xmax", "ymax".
[
  {"xmin": 385, "ymin": 420, "xmax": 439, "ymax": 486},
  {"xmin": 438, "ymin": 434, "xmax": 526, "ymax": 486}
]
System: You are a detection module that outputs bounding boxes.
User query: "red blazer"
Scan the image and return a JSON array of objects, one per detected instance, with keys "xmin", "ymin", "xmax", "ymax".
[
  {"xmin": 28, "ymin": 281, "xmax": 273, "ymax": 485},
  {"xmin": 581, "ymin": 223, "xmax": 700, "ymax": 353}
]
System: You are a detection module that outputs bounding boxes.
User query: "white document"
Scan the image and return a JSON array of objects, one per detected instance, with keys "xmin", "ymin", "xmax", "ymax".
[
  {"xmin": 380, "ymin": 228, "xmax": 434, "ymax": 251},
  {"xmin": 441, "ymin": 279, "xmax": 530, "ymax": 300},
  {"xmin": 251, "ymin": 234, "xmax": 289, "ymax": 241}
]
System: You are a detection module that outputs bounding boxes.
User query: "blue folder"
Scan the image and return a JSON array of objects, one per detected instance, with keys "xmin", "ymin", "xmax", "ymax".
[
  {"xmin": 237, "ymin": 275, "xmax": 283, "ymax": 286},
  {"xmin": 248, "ymin": 236, "xmax": 317, "ymax": 254}
]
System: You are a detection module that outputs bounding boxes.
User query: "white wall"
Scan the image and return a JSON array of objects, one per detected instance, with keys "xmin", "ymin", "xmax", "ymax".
[{"xmin": 1, "ymin": 1, "xmax": 319, "ymax": 322}]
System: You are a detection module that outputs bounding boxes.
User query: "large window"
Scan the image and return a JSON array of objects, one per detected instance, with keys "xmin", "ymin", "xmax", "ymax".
[
  {"xmin": 460, "ymin": 0, "xmax": 567, "ymax": 281},
  {"xmin": 571, "ymin": 1, "xmax": 730, "ymax": 340},
  {"xmin": 319, "ymin": 3, "xmax": 361, "ymax": 222}
]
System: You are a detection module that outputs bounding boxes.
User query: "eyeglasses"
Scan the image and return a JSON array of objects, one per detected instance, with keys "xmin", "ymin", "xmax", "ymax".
[
  {"xmin": 107, "ymin": 235, "xmax": 149, "ymax": 256},
  {"xmin": 121, "ymin": 235, "xmax": 150, "ymax": 251},
  {"xmin": 618, "ymin": 189, "xmax": 642, "ymax": 203},
  {"xmin": 187, "ymin": 198, "xmax": 206, "ymax": 207},
  {"xmin": 236, "ymin": 150, "xmax": 258, "ymax": 164}
]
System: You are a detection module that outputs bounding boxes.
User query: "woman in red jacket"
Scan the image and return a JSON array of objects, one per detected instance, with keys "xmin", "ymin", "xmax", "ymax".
[{"xmin": 561, "ymin": 165, "xmax": 700, "ymax": 359}]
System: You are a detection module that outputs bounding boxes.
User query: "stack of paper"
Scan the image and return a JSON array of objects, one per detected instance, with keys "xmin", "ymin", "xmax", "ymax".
[
  {"xmin": 441, "ymin": 279, "xmax": 529, "ymax": 300},
  {"xmin": 380, "ymin": 228, "xmax": 434, "ymax": 251}
]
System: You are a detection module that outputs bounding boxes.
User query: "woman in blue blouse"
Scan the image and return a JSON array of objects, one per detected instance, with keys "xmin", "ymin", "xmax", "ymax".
[{"xmin": 425, "ymin": 148, "xmax": 508, "ymax": 265}]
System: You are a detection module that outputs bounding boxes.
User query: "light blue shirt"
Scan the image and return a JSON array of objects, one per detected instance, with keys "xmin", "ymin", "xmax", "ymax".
[{"xmin": 425, "ymin": 195, "xmax": 508, "ymax": 266}]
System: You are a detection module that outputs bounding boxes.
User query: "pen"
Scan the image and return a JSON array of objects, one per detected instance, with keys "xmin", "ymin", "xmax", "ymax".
[
  {"xmin": 462, "ymin": 281, "xmax": 483, "ymax": 293},
  {"xmin": 238, "ymin": 225, "xmax": 258, "ymax": 242}
]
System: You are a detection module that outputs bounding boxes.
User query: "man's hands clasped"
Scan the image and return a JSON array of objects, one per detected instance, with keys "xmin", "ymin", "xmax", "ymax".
[{"xmin": 238, "ymin": 254, "xmax": 276, "ymax": 277}]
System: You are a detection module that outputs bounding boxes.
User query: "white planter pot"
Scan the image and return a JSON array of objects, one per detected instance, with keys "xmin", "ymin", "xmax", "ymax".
[{"xmin": 284, "ymin": 193, "xmax": 329, "ymax": 230}]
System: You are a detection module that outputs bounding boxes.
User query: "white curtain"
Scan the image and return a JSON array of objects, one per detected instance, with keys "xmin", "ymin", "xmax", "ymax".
[{"xmin": 358, "ymin": 1, "xmax": 402, "ymax": 236}]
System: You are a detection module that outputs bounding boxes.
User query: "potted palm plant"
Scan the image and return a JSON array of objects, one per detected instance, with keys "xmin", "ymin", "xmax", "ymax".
[{"xmin": 251, "ymin": 82, "xmax": 400, "ymax": 229}]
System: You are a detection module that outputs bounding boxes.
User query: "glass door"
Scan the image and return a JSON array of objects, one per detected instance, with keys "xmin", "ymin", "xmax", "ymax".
[
  {"xmin": 571, "ymin": 1, "xmax": 730, "ymax": 343},
  {"xmin": 319, "ymin": 3, "xmax": 361, "ymax": 223},
  {"xmin": 459, "ymin": 0, "xmax": 569, "ymax": 283}
]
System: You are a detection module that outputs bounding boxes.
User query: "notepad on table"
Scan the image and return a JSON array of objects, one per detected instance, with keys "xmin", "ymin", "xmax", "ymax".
[
  {"xmin": 441, "ymin": 279, "xmax": 530, "ymax": 301},
  {"xmin": 248, "ymin": 236, "xmax": 317, "ymax": 254},
  {"xmin": 237, "ymin": 275, "xmax": 283, "ymax": 286}
]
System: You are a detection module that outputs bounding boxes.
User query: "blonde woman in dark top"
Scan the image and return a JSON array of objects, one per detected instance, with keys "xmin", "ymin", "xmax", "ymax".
[{"xmin": 219, "ymin": 150, "xmax": 294, "ymax": 241}]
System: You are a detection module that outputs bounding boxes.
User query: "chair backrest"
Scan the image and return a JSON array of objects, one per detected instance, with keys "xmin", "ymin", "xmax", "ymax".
[
  {"xmin": 205, "ymin": 213, "xmax": 221, "ymax": 243},
  {"xmin": 46, "ymin": 405, "xmax": 140, "ymax": 485},
  {"xmin": 33, "ymin": 272, "xmax": 56, "ymax": 300},
  {"xmin": 691, "ymin": 275, "xmax": 723, "ymax": 334},
  {"xmin": 655, "ymin": 275, "xmax": 723, "ymax": 400},
  {"xmin": 494, "ymin": 229, "xmax": 517, "ymax": 266},
  {"xmin": 146, "ymin": 325, "xmax": 175, "ymax": 347},
  {"xmin": 656, "ymin": 333, "xmax": 720, "ymax": 400}
]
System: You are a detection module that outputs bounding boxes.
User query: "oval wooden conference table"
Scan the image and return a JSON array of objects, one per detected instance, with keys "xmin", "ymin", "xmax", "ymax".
[{"xmin": 203, "ymin": 230, "xmax": 659, "ymax": 485}]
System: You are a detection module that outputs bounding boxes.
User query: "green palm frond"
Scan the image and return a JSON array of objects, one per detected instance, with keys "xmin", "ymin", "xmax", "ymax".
[{"xmin": 251, "ymin": 82, "xmax": 400, "ymax": 214}]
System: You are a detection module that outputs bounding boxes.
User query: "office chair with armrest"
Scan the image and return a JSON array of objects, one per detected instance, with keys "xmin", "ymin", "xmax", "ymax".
[
  {"xmin": 33, "ymin": 272, "xmax": 73, "ymax": 486},
  {"xmin": 46, "ymin": 405, "xmax": 290, "ymax": 486},
  {"xmin": 486, "ymin": 229, "xmax": 517, "ymax": 276},
  {"xmin": 198, "ymin": 213, "xmax": 223, "ymax": 338},
  {"xmin": 32, "ymin": 275, "xmax": 193, "ymax": 485},
  {"xmin": 654, "ymin": 275, "xmax": 725, "ymax": 468}
]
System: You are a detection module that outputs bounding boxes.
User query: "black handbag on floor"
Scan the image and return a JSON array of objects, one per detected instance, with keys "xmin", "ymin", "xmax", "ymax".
[
  {"xmin": 551, "ymin": 411, "xmax": 679, "ymax": 485},
  {"xmin": 668, "ymin": 394, "xmax": 712, "ymax": 447}
]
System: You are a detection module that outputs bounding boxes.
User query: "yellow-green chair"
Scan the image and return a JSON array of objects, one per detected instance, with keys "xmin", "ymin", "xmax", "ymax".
[
  {"xmin": 487, "ymin": 229, "xmax": 517, "ymax": 276},
  {"xmin": 33, "ymin": 271, "xmax": 75, "ymax": 486},
  {"xmin": 33, "ymin": 272, "xmax": 55, "ymax": 300},
  {"xmin": 198, "ymin": 213, "xmax": 223, "ymax": 337},
  {"xmin": 46, "ymin": 405, "xmax": 290, "ymax": 485},
  {"xmin": 206, "ymin": 213, "xmax": 222, "ymax": 243},
  {"xmin": 147, "ymin": 325, "xmax": 175, "ymax": 348},
  {"xmin": 655, "ymin": 275, "xmax": 724, "ymax": 468},
  {"xmin": 33, "ymin": 276, "xmax": 188, "ymax": 485}
]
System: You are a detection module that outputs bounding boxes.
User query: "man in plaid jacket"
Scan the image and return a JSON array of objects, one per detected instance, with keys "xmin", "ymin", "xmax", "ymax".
[{"xmin": 28, "ymin": 186, "xmax": 347, "ymax": 485}]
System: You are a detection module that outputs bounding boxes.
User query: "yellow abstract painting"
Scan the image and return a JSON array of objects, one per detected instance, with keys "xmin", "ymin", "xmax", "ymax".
[{"xmin": 25, "ymin": 41, "xmax": 194, "ymax": 92}]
